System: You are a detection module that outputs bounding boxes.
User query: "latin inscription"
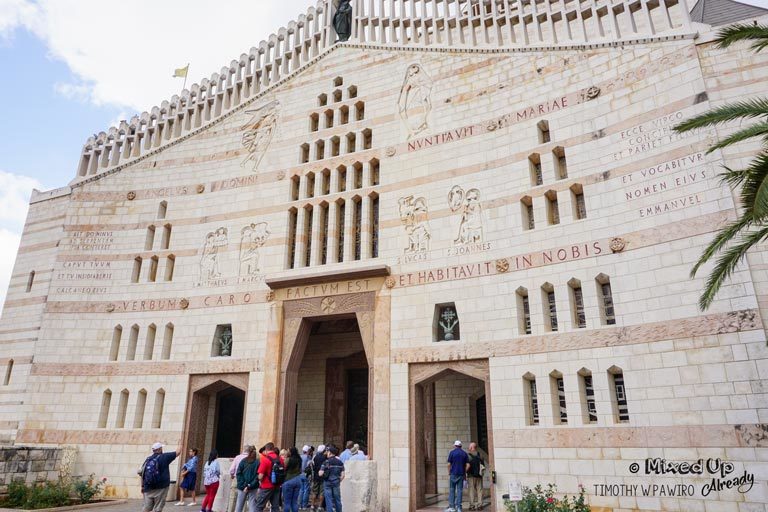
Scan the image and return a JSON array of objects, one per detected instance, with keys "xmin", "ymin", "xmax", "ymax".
[
  {"xmin": 407, "ymin": 126, "xmax": 476, "ymax": 152},
  {"xmin": 56, "ymin": 261, "xmax": 113, "ymax": 282},
  {"xmin": 211, "ymin": 175, "xmax": 259, "ymax": 192},
  {"xmin": 612, "ymin": 111, "xmax": 707, "ymax": 161},
  {"xmin": 284, "ymin": 279, "xmax": 374, "ymax": 300},
  {"xmin": 55, "ymin": 287, "xmax": 108, "ymax": 295},
  {"xmin": 446, "ymin": 242, "xmax": 491, "ymax": 257},
  {"xmin": 68, "ymin": 231, "xmax": 114, "ymax": 251}
]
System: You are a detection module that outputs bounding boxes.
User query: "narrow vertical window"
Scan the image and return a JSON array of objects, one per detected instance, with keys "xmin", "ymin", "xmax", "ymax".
[
  {"xmin": 322, "ymin": 170, "xmax": 331, "ymax": 195},
  {"xmin": 596, "ymin": 274, "xmax": 616, "ymax": 325},
  {"xmin": 157, "ymin": 201, "xmax": 167, "ymax": 220},
  {"xmin": 579, "ymin": 369, "xmax": 597, "ymax": 424},
  {"xmin": 542, "ymin": 283, "xmax": 558, "ymax": 332},
  {"xmin": 537, "ymin": 120, "xmax": 551, "ymax": 143},
  {"xmin": 551, "ymin": 372, "xmax": 567, "ymax": 424},
  {"xmin": 318, "ymin": 93, "xmax": 327, "ymax": 107},
  {"xmin": 370, "ymin": 159, "xmax": 380, "ymax": 186},
  {"xmin": 521, "ymin": 196, "xmax": 534, "ymax": 230},
  {"xmin": 152, "ymin": 389, "xmax": 165, "ymax": 428},
  {"xmin": 26, "ymin": 271, "xmax": 35, "ymax": 293},
  {"xmin": 339, "ymin": 106, "xmax": 349, "ymax": 125},
  {"xmin": 337, "ymin": 166, "xmax": 347, "ymax": 192},
  {"xmin": 287, "ymin": 209, "xmax": 297, "ymax": 270},
  {"xmin": 338, "ymin": 201, "xmax": 346, "ymax": 263},
  {"xmin": 362, "ymin": 128, "xmax": 372, "ymax": 150},
  {"xmin": 609, "ymin": 367, "xmax": 629, "ymax": 423},
  {"xmin": 131, "ymin": 257, "xmax": 142, "ymax": 283},
  {"xmin": 305, "ymin": 172, "xmax": 316, "ymax": 199},
  {"xmin": 98, "ymin": 390, "xmax": 112, "ymax": 428},
  {"xmin": 324, "ymin": 109, "xmax": 334, "ymax": 129},
  {"xmin": 331, "ymin": 136, "xmax": 340, "ymax": 157},
  {"xmin": 300, "ymin": 143, "xmax": 310, "ymax": 164},
  {"xmin": 115, "ymin": 389, "xmax": 129, "ymax": 428},
  {"xmin": 355, "ymin": 101, "xmax": 365, "ymax": 121},
  {"xmin": 353, "ymin": 197, "xmax": 362, "ymax": 261},
  {"xmin": 109, "ymin": 325, "xmax": 123, "ymax": 361},
  {"xmin": 304, "ymin": 206, "xmax": 313, "ymax": 267},
  {"xmin": 516, "ymin": 287, "xmax": 531, "ymax": 335},
  {"xmin": 529, "ymin": 154, "xmax": 542, "ymax": 186},
  {"xmin": 162, "ymin": 323, "xmax": 174, "ymax": 360},
  {"xmin": 309, "ymin": 113, "xmax": 319, "ymax": 132},
  {"xmin": 524, "ymin": 374, "xmax": 539, "ymax": 426},
  {"xmin": 134, "ymin": 389, "xmax": 147, "ymax": 429},
  {"xmin": 333, "ymin": 89, "xmax": 342, "ymax": 103},
  {"xmin": 315, "ymin": 140, "xmax": 325, "ymax": 160},
  {"xmin": 545, "ymin": 190, "xmax": 560, "ymax": 225},
  {"xmin": 371, "ymin": 195, "xmax": 379, "ymax": 258},
  {"xmin": 354, "ymin": 163, "xmax": 363, "ymax": 189},
  {"xmin": 291, "ymin": 176, "xmax": 300, "ymax": 200},
  {"xmin": 126, "ymin": 324, "xmax": 140, "ymax": 361},
  {"xmin": 164, "ymin": 255, "xmax": 175, "ymax": 282},
  {"xmin": 571, "ymin": 184, "xmax": 587, "ymax": 220},
  {"xmin": 320, "ymin": 203, "xmax": 329, "ymax": 265},
  {"xmin": 143, "ymin": 324, "xmax": 156, "ymax": 360},
  {"xmin": 569, "ymin": 279, "xmax": 586, "ymax": 328},
  {"xmin": 161, "ymin": 224, "xmax": 172, "ymax": 250},
  {"xmin": 3, "ymin": 359, "xmax": 13, "ymax": 386},
  {"xmin": 553, "ymin": 147, "xmax": 567, "ymax": 179},
  {"xmin": 148, "ymin": 256, "xmax": 159, "ymax": 282},
  {"xmin": 347, "ymin": 85, "xmax": 357, "ymax": 98},
  {"xmin": 145, "ymin": 226, "xmax": 156, "ymax": 251}
]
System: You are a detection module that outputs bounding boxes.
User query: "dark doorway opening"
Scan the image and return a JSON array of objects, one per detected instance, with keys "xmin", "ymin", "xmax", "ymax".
[
  {"xmin": 215, "ymin": 388, "xmax": 245, "ymax": 457},
  {"xmin": 345, "ymin": 368, "xmax": 369, "ymax": 451},
  {"xmin": 475, "ymin": 395, "xmax": 488, "ymax": 453}
]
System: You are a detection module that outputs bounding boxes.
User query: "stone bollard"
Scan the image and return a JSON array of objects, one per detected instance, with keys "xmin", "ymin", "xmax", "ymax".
[
  {"xmin": 340, "ymin": 460, "xmax": 377, "ymax": 512},
  {"xmin": 211, "ymin": 458, "xmax": 232, "ymax": 512}
]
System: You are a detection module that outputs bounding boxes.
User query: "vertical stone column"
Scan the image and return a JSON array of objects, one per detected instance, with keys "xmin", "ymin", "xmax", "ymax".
[
  {"xmin": 372, "ymin": 293, "xmax": 391, "ymax": 510},
  {"xmin": 558, "ymin": 189, "xmax": 574, "ymax": 224},
  {"xmin": 293, "ymin": 207, "xmax": 308, "ymax": 268},
  {"xmin": 343, "ymin": 201, "xmax": 355, "ymax": 262},
  {"xmin": 258, "ymin": 302, "xmax": 285, "ymax": 443},
  {"xmin": 555, "ymin": 283, "xmax": 573, "ymax": 332},
  {"xmin": 532, "ymin": 196, "xmax": 547, "ymax": 230},
  {"xmin": 540, "ymin": 152, "xmax": 557, "ymax": 184},
  {"xmin": 327, "ymin": 201, "xmax": 340, "ymax": 264},
  {"xmin": 582, "ymin": 277, "xmax": 602, "ymax": 330},
  {"xmin": 528, "ymin": 285, "xmax": 544, "ymax": 335},
  {"xmin": 309, "ymin": 204, "xmax": 324, "ymax": 266},
  {"xmin": 361, "ymin": 195, "xmax": 372, "ymax": 260}
]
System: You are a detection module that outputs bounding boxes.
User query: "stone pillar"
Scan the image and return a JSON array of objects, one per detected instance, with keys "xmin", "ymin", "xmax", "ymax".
[
  {"xmin": 558, "ymin": 188, "xmax": 574, "ymax": 224},
  {"xmin": 343, "ymin": 199, "xmax": 356, "ymax": 262},
  {"xmin": 555, "ymin": 283, "xmax": 573, "ymax": 332},
  {"xmin": 258, "ymin": 302, "xmax": 285, "ymax": 443},
  {"xmin": 327, "ymin": 201, "xmax": 340, "ymax": 264},
  {"xmin": 293, "ymin": 207, "xmax": 308, "ymax": 268},
  {"xmin": 532, "ymin": 196, "xmax": 547, "ymax": 231},
  {"xmin": 309, "ymin": 204, "xmax": 324, "ymax": 266},
  {"xmin": 540, "ymin": 151, "xmax": 557, "ymax": 184},
  {"xmin": 361, "ymin": 195, "xmax": 372, "ymax": 260},
  {"xmin": 372, "ymin": 294, "xmax": 391, "ymax": 507}
]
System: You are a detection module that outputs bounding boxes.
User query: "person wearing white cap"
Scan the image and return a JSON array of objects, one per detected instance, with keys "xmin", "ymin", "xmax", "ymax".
[
  {"xmin": 309, "ymin": 444, "xmax": 327, "ymax": 511},
  {"xmin": 139, "ymin": 442, "xmax": 183, "ymax": 512},
  {"xmin": 446, "ymin": 440, "xmax": 469, "ymax": 512},
  {"xmin": 299, "ymin": 445, "xmax": 314, "ymax": 510}
]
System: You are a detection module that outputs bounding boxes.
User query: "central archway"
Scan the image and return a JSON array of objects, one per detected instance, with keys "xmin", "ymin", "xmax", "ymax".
[{"xmin": 276, "ymin": 292, "xmax": 376, "ymax": 455}]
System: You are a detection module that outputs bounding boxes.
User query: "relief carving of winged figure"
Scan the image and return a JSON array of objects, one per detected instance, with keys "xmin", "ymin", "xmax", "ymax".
[{"xmin": 240, "ymin": 100, "xmax": 280, "ymax": 171}]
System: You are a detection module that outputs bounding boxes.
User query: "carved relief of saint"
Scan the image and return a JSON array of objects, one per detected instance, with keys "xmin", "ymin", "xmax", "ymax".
[
  {"xmin": 398, "ymin": 195, "xmax": 431, "ymax": 253},
  {"xmin": 398, "ymin": 64, "xmax": 432, "ymax": 140},
  {"xmin": 449, "ymin": 186, "xmax": 483, "ymax": 245},
  {"xmin": 240, "ymin": 100, "xmax": 280, "ymax": 171},
  {"xmin": 199, "ymin": 227, "xmax": 228, "ymax": 284},
  {"xmin": 239, "ymin": 222, "xmax": 270, "ymax": 276}
]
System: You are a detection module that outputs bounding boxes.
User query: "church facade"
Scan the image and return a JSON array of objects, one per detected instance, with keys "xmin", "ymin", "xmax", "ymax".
[{"xmin": 1, "ymin": 0, "xmax": 767, "ymax": 510}]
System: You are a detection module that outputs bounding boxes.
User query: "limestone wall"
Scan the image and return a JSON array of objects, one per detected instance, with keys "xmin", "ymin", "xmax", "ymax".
[{"xmin": 0, "ymin": 446, "xmax": 72, "ymax": 493}]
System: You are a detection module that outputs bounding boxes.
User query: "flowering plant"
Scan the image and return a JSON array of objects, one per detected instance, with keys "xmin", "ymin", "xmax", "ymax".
[
  {"xmin": 504, "ymin": 483, "xmax": 589, "ymax": 512},
  {"xmin": 73, "ymin": 474, "xmax": 107, "ymax": 504}
]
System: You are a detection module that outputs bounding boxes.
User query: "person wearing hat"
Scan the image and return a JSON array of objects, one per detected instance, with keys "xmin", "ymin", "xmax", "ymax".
[
  {"xmin": 299, "ymin": 445, "xmax": 314, "ymax": 510},
  {"xmin": 228, "ymin": 444, "xmax": 254, "ymax": 512},
  {"xmin": 349, "ymin": 444, "xmax": 367, "ymax": 461},
  {"xmin": 309, "ymin": 444, "xmax": 327, "ymax": 511},
  {"xmin": 139, "ymin": 442, "xmax": 182, "ymax": 512},
  {"xmin": 446, "ymin": 440, "xmax": 470, "ymax": 512}
]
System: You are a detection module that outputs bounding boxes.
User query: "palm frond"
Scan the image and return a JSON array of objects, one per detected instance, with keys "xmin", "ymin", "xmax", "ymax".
[
  {"xmin": 690, "ymin": 216, "xmax": 755, "ymax": 278},
  {"xmin": 734, "ymin": 152, "xmax": 768, "ymax": 214},
  {"xmin": 674, "ymin": 98, "xmax": 768, "ymax": 133},
  {"xmin": 719, "ymin": 165, "xmax": 748, "ymax": 188},
  {"xmin": 716, "ymin": 24, "xmax": 768, "ymax": 52},
  {"xmin": 698, "ymin": 227, "xmax": 768, "ymax": 310},
  {"xmin": 706, "ymin": 122, "xmax": 768, "ymax": 153}
]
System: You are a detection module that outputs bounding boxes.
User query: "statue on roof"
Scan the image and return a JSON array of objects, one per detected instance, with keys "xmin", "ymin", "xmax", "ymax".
[{"xmin": 333, "ymin": 0, "xmax": 352, "ymax": 42}]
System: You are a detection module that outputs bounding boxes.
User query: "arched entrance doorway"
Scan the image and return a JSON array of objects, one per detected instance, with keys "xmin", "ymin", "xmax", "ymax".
[
  {"xmin": 410, "ymin": 360, "xmax": 495, "ymax": 511},
  {"xmin": 183, "ymin": 373, "xmax": 248, "ymax": 491}
]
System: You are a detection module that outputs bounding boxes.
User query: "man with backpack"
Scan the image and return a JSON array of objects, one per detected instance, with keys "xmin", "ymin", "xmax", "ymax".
[
  {"xmin": 140, "ymin": 442, "xmax": 182, "ymax": 512},
  {"xmin": 253, "ymin": 442, "xmax": 285, "ymax": 512}
]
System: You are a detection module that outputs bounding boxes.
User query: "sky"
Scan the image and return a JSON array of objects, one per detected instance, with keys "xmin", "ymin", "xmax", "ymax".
[{"xmin": 0, "ymin": 0, "xmax": 767, "ymax": 311}]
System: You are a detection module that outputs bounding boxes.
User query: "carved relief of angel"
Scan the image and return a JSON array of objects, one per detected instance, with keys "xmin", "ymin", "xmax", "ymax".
[
  {"xmin": 240, "ymin": 100, "xmax": 280, "ymax": 171},
  {"xmin": 398, "ymin": 64, "xmax": 432, "ymax": 139}
]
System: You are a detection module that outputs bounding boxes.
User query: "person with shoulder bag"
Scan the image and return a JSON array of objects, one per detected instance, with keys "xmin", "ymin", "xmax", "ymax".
[{"xmin": 466, "ymin": 443, "xmax": 485, "ymax": 511}]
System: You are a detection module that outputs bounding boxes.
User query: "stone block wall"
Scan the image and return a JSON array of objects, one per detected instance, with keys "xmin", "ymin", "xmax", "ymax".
[{"xmin": 0, "ymin": 446, "xmax": 74, "ymax": 493}]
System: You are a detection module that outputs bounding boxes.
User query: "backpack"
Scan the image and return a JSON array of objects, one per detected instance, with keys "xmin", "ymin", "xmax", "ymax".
[
  {"xmin": 141, "ymin": 454, "xmax": 162, "ymax": 488},
  {"xmin": 303, "ymin": 459, "xmax": 314, "ymax": 478},
  {"xmin": 270, "ymin": 455, "xmax": 286, "ymax": 486}
]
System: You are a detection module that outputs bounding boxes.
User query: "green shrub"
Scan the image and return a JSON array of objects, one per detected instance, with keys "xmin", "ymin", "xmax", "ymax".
[
  {"xmin": 505, "ymin": 483, "xmax": 590, "ymax": 512},
  {"xmin": 73, "ymin": 474, "xmax": 107, "ymax": 504},
  {"xmin": 5, "ymin": 479, "xmax": 30, "ymax": 508},
  {"xmin": 24, "ymin": 480, "xmax": 72, "ymax": 509}
]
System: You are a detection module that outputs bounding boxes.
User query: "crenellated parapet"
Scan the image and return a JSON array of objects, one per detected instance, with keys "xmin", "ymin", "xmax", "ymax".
[{"xmin": 72, "ymin": 0, "xmax": 693, "ymax": 184}]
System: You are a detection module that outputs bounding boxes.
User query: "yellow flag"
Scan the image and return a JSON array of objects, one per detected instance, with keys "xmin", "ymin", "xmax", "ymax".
[{"xmin": 173, "ymin": 65, "xmax": 189, "ymax": 78}]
